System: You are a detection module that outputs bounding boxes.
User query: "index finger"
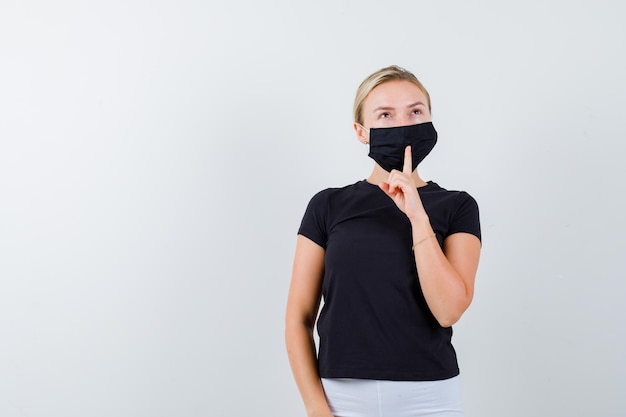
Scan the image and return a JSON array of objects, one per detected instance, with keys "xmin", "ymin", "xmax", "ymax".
[{"xmin": 403, "ymin": 145, "xmax": 412, "ymax": 174}]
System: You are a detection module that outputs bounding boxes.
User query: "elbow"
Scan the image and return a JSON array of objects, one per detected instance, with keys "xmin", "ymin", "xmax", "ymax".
[
  {"xmin": 285, "ymin": 314, "xmax": 315, "ymax": 341},
  {"xmin": 285, "ymin": 309, "xmax": 316, "ymax": 332},
  {"xmin": 284, "ymin": 318, "xmax": 316, "ymax": 362},
  {"xmin": 434, "ymin": 314, "xmax": 459, "ymax": 328},
  {"xmin": 433, "ymin": 299, "xmax": 472, "ymax": 328}
]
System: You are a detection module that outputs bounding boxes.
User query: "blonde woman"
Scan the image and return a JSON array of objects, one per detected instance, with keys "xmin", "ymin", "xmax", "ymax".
[{"xmin": 286, "ymin": 65, "xmax": 481, "ymax": 417}]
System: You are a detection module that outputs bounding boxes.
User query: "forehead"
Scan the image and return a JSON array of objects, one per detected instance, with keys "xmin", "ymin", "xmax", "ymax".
[{"xmin": 364, "ymin": 80, "xmax": 427, "ymax": 109}]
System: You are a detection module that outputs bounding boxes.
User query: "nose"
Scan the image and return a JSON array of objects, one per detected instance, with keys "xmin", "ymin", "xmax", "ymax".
[{"xmin": 396, "ymin": 114, "xmax": 412, "ymax": 127}]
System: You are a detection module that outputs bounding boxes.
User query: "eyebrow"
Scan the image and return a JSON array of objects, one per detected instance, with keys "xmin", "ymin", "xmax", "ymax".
[{"xmin": 372, "ymin": 101, "xmax": 426, "ymax": 112}]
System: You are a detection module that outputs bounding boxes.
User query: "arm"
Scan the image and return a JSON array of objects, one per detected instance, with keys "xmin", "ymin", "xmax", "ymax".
[
  {"xmin": 410, "ymin": 220, "xmax": 481, "ymax": 327},
  {"xmin": 380, "ymin": 146, "xmax": 481, "ymax": 327},
  {"xmin": 285, "ymin": 235, "xmax": 333, "ymax": 417}
]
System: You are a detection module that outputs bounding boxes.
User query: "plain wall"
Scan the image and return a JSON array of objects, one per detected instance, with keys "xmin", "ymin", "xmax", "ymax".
[{"xmin": 1, "ymin": 1, "xmax": 624, "ymax": 416}]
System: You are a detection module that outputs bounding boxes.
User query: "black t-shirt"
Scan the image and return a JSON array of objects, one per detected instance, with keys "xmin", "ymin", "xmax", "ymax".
[{"xmin": 297, "ymin": 180, "xmax": 481, "ymax": 381}]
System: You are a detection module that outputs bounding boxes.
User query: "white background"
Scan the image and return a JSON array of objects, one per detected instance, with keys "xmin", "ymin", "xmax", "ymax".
[{"xmin": 1, "ymin": 1, "xmax": 625, "ymax": 416}]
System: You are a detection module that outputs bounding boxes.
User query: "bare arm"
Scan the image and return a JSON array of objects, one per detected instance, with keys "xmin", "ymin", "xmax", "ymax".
[
  {"xmin": 410, "ymin": 222, "xmax": 481, "ymax": 327},
  {"xmin": 380, "ymin": 146, "xmax": 481, "ymax": 327},
  {"xmin": 285, "ymin": 235, "xmax": 333, "ymax": 417}
]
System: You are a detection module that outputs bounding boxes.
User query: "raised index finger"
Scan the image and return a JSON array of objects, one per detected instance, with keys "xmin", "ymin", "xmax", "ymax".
[{"xmin": 403, "ymin": 145, "xmax": 412, "ymax": 174}]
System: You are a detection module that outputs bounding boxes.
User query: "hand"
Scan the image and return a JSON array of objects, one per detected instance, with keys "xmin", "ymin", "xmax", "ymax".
[{"xmin": 378, "ymin": 146, "xmax": 427, "ymax": 222}]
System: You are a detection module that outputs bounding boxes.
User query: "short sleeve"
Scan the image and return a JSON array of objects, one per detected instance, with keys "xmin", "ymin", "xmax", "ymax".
[
  {"xmin": 297, "ymin": 189, "xmax": 331, "ymax": 249},
  {"xmin": 448, "ymin": 192, "xmax": 481, "ymax": 242}
]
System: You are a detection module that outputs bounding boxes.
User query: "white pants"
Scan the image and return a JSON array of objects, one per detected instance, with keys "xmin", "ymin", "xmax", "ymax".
[{"xmin": 321, "ymin": 377, "xmax": 464, "ymax": 417}]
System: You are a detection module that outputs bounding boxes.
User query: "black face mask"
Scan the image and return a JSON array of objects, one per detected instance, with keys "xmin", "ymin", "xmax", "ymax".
[{"xmin": 367, "ymin": 122, "xmax": 438, "ymax": 172}]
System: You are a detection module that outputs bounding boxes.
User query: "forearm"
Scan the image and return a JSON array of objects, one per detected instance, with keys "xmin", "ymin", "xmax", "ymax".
[
  {"xmin": 410, "ymin": 219, "xmax": 472, "ymax": 327},
  {"xmin": 285, "ymin": 322, "xmax": 332, "ymax": 417}
]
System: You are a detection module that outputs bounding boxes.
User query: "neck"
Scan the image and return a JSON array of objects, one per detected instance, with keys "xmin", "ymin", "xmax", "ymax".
[{"xmin": 366, "ymin": 164, "xmax": 428, "ymax": 187}]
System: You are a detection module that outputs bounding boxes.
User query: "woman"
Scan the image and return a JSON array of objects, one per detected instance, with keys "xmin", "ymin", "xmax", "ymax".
[{"xmin": 285, "ymin": 65, "xmax": 481, "ymax": 417}]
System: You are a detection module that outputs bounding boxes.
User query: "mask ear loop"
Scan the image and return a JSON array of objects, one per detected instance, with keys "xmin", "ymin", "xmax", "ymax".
[{"xmin": 357, "ymin": 123, "xmax": 370, "ymax": 145}]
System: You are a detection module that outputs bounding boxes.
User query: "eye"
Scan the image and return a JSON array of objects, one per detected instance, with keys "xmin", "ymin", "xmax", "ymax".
[
  {"xmin": 412, "ymin": 109, "xmax": 422, "ymax": 115},
  {"xmin": 379, "ymin": 112, "xmax": 391, "ymax": 119}
]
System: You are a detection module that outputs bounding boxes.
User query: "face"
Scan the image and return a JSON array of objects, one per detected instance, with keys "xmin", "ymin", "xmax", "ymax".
[{"xmin": 355, "ymin": 79, "xmax": 431, "ymax": 143}]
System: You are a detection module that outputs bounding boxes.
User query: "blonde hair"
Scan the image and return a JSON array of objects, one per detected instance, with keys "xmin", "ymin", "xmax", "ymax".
[{"xmin": 353, "ymin": 65, "xmax": 431, "ymax": 125}]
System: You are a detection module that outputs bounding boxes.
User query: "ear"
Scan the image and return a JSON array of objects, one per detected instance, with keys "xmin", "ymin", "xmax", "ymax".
[{"xmin": 354, "ymin": 122, "xmax": 369, "ymax": 144}]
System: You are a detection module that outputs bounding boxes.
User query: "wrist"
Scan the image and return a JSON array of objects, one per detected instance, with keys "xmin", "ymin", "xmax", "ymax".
[
  {"xmin": 410, "ymin": 217, "xmax": 435, "ymax": 249},
  {"xmin": 412, "ymin": 232, "xmax": 436, "ymax": 249},
  {"xmin": 409, "ymin": 215, "xmax": 431, "ymax": 230}
]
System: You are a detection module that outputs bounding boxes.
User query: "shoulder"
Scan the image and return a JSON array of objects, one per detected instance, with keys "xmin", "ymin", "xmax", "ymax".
[
  {"xmin": 306, "ymin": 181, "xmax": 364, "ymax": 206},
  {"xmin": 425, "ymin": 182, "xmax": 481, "ymax": 240},
  {"xmin": 424, "ymin": 182, "xmax": 479, "ymax": 207},
  {"xmin": 299, "ymin": 182, "xmax": 365, "ymax": 247}
]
